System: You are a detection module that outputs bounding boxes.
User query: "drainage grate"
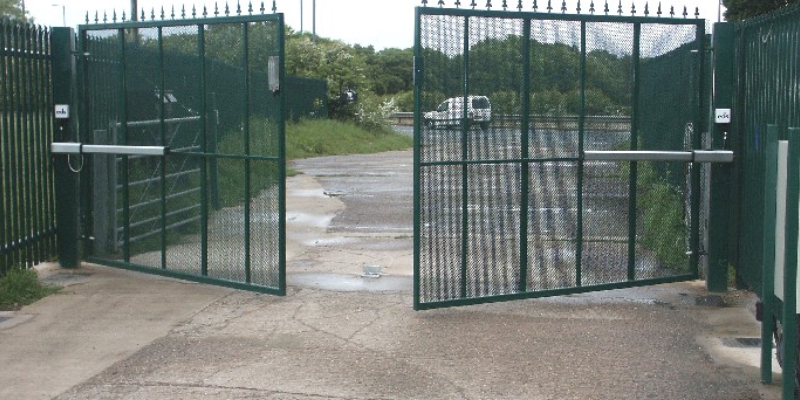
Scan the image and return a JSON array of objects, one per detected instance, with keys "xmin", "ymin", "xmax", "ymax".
[{"xmin": 721, "ymin": 337, "xmax": 762, "ymax": 348}]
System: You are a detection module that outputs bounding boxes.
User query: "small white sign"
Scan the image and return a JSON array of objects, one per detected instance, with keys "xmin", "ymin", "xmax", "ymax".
[
  {"xmin": 715, "ymin": 108, "xmax": 731, "ymax": 124},
  {"xmin": 55, "ymin": 104, "xmax": 69, "ymax": 119}
]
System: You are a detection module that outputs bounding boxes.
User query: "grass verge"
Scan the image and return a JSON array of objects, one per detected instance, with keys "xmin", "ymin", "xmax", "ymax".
[
  {"xmin": 0, "ymin": 268, "xmax": 60, "ymax": 311},
  {"xmin": 286, "ymin": 119, "xmax": 412, "ymax": 160}
]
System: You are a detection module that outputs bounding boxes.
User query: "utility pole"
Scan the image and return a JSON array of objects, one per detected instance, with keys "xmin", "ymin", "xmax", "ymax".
[{"xmin": 312, "ymin": 0, "xmax": 316, "ymax": 43}]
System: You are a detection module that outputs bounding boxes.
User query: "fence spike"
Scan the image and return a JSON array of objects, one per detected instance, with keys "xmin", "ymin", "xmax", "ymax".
[
  {"xmin": 225, "ymin": 2, "xmax": 230, "ymax": 15},
  {"xmin": 248, "ymin": 1, "xmax": 253, "ymax": 14},
  {"xmin": 272, "ymin": 0, "xmax": 277, "ymax": 13},
  {"xmin": 604, "ymin": 0, "xmax": 609, "ymax": 14},
  {"xmin": 576, "ymin": 0, "xmax": 581, "ymax": 14},
  {"xmin": 630, "ymin": 2, "xmax": 635, "ymax": 15},
  {"xmin": 695, "ymin": 7, "xmax": 699, "ymax": 18},
  {"xmin": 455, "ymin": 0, "xmax": 461, "ymax": 8},
  {"xmin": 171, "ymin": 5, "xmax": 176, "ymax": 19},
  {"xmin": 161, "ymin": 6, "xmax": 166, "ymax": 19},
  {"xmin": 85, "ymin": 12, "xmax": 89, "ymax": 24},
  {"xmin": 502, "ymin": 0, "xmax": 508, "ymax": 10},
  {"xmin": 656, "ymin": 2, "xmax": 661, "ymax": 17},
  {"xmin": 617, "ymin": 0, "xmax": 622, "ymax": 15},
  {"xmin": 589, "ymin": 0, "xmax": 595, "ymax": 14},
  {"xmin": 122, "ymin": 10, "xmax": 126, "ymax": 22},
  {"xmin": 261, "ymin": 1, "xmax": 266, "ymax": 13},
  {"xmin": 181, "ymin": 4, "xmax": 186, "ymax": 18},
  {"xmin": 192, "ymin": 5, "xmax": 197, "ymax": 17},
  {"xmin": 682, "ymin": 5, "xmax": 687, "ymax": 18},
  {"xmin": 421, "ymin": 0, "xmax": 427, "ymax": 5},
  {"xmin": 487, "ymin": 0, "xmax": 492, "ymax": 10},
  {"xmin": 214, "ymin": 2, "xmax": 219, "ymax": 16},
  {"xmin": 533, "ymin": 0, "xmax": 537, "ymax": 12},
  {"xmin": 439, "ymin": 0, "xmax": 445, "ymax": 6},
  {"xmin": 518, "ymin": 0, "xmax": 523, "ymax": 11},
  {"xmin": 113, "ymin": 10, "xmax": 117, "ymax": 23},
  {"xmin": 561, "ymin": 0, "xmax": 566, "ymax": 13},
  {"xmin": 669, "ymin": 5, "xmax": 674, "ymax": 17},
  {"xmin": 95, "ymin": 11, "xmax": 99, "ymax": 23},
  {"xmin": 203, "ymin": 5, "xmax": 208, "ymax": 16},
  {"xmin": 547, "ymin": 0, "xmax": 552, "ymax": 13},
  {"xmin": 644, "ymin": 2, "xmax": 648, "ymax": 16},
  {"xmin": 237, "ymin": 1, "xmax": 242, "ymax": 15},
  {"xmin": 140, "ymin": 8, "xmax": 145, "ymax": 21},
  {"xmin": 470, "ymin": 0, "xmax": 477, "ymax": 9}
]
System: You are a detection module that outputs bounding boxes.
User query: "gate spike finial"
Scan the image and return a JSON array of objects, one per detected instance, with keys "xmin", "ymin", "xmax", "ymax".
[
  {"xmin": 682, "ymin": 5, "xmax": 687, "ymax": 18},
  {"xmin": 604, "ymin": 0, "xmax": 609, "ymax": 14},
  {"xmin": 486, "ymin": 0, "xmax": 492, "ymax": 10},
  {"xmin": 181, "ymin": 5, "xmax": 186, "ymax": 18},
  {"xmin": 576, "ymin": 0, "xmax": 581, "ymax": 14},
  {"xmin": 248, "ymin": 1, "xmax": 254, "ymax": 14},
  {"xmin": 617, "ymin": 0, "xmax": 622, "ymax": 15},
  {"xmin": 192, "ymin": 5, "xmax": 197, "ymax": 17},
  {"xmin": 547, "ymin": 0, "xmax": 552, "ymax": 13},
  {"xmin": 122, "ymin": 10, "xmax": 126, "ymax": 22},
  {"xmin": 272, "ymin": 0, "xmax": 277, "ymax": 13},
  {"xmin": 141, "ymin": 8, "xmax": 146, "ymax": 21},
  {"xmin": 421, "ymin": 0, "xmax": 427, "ymax": 5},
  {"xmin": 518, "ymin": 0, "xmax": 523, "ymax": 11},
  {"xmin": 561, "ymin": 0, "xmax": 566, "ymax": 13},
  {"xmin": 470, "ymin": 0, "xmax": 477, "ymax": 9},
  {"xmin": 455, "ymin": 0, "xmax": 461, "ymax": 7},
  {"xmin": 203, "ymin": 5, "xmax": 208, "ymax": 16},
  {"xmin": 113, "ymin": 10, "xmax": 117, "ymax": 22},
  {"xmin": 630, "ymin": 2, "xmax": 635, "ymax": 15},
  {"xmin": 103, "ymin": 11, "xmax": 107, "ymax": 23},
  {"xmin": 695, "ymin": 7, "xmax": 699, "ymax": 18},
  {"xmin": 94, "ymin": 11, "xmax": 99, "ymax": 23},
  {"xmin": 171, "ymin": 5, "xmax": 175, "ymax": 19},
  {"xmin": 502, "ymin": 0, "xmax": 508, "ymax": 10},
  {"xmin": 438, "ymin": 0, "xmax": 445, "ymax": 6},
  {"xmin": 669, "ymin": 5, "xmax": 674, "ymax": 17},
  {"xmin": 644, "ymin": 2, "xmax": 648, "ymax": 16},
  {"xmin": 225, "ymin": 2, "xmax": 230, "ymax": 16},
  {"xmin": 656, "ymin": 2, "xmax": 661, "ymax": 17},
  {"xmin": 260, "ymin": 1, "xmax": 266, "ymax": 13},
  {"xmin": 85, "ymin": 11, "xmax": 89, "ymax": 24},
  {"xmin": 590, "ymin": 1, "xmax": 595, "ymax": 14},
  {"xmin": 533, "ymin": 0, "xmax": 537, "ymax": 12},
  {"xmin": 214, "ymin": 2, "xmax": 219, "ymax": 16},
  {"xmin": 161, "ymin": 6, "xmax": 166, "ymax": 19},
  {"xmin": 237, "ymin": 1, "xmax": 242, "ymax": 15}
]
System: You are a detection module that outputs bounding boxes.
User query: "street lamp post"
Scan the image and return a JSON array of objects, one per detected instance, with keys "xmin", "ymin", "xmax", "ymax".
[{"xmin": 51, "ymin": 4, "xmax": 65, "ymax": 26}]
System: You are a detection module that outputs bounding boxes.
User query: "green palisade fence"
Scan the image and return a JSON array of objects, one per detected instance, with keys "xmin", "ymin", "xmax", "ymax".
[
  {"xmin": 733, "ymin": 3, "xmax": 800, "ymax": 295},
  {"xmin": 0, "ymin": 20, "xmax": 57, "ymax": 275}
]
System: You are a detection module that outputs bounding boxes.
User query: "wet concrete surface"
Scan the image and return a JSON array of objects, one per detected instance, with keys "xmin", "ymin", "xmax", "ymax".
[{"xmin": 0, "ymin": 149, "xmax": 785, "ymax": 399}]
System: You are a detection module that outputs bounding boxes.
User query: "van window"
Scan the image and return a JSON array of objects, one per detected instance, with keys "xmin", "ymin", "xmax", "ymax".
[
  {"xmin": 437, "ymin": 101, "xmax": 449, "ymax": 112},
  {"xmin": 472, "ymin": 97, "xmax": 490, "ymax": 109}
]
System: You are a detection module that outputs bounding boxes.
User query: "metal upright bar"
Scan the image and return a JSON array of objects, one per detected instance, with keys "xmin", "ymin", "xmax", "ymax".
[
  {"xmin": 761, "ymin": 125, "xmax": 779, "ymax": 384},
  {"xmin": 460, "ymin": 15, "xmax": 470, "ymax": 299},
  {"xmin": 781, "ymin": 128, "xmax": 800, "ymax": 400},
  {"xmin": 518, "ymin": 18, "xmax": 531, "ymax": 293},
  {"xmin": 577, "ymin": 20, "xmax": 587, "ymax": 287},
  {"xmin": 628, "ymin": 22, "xmax": 641, "ymax": 281},
  {"xmin": 243, "ymin": 21, "xmax": 252, "ymax": 283}
]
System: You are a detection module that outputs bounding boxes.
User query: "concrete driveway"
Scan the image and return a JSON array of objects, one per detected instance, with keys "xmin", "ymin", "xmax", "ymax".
[{"xmin": 0, "ymin": 150, "xmax": 783, "ymax": 400}]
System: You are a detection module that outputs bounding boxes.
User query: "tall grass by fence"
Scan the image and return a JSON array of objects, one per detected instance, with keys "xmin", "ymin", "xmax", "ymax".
[
  {"xmin": 733, "ymin": 3, "xmax": 800, "ymax": 294},
  {"xmin": 0, "ymin": 19, "xmax": 57, "ymax": 275}
]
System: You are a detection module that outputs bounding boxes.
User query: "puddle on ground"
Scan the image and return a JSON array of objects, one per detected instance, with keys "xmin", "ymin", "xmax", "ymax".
[{"xmin": 292, "ymin": 273, "xmax": 411, "ymax": 292}]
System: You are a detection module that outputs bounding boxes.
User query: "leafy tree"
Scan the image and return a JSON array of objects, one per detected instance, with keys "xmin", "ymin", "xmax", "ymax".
[
  {"xmin": 0, "ymin": 0, "xmax": 26, "ymax": 20},
  {"xmin": 723, "ymin": 0, "xmax": 800, "ymax": 21}
]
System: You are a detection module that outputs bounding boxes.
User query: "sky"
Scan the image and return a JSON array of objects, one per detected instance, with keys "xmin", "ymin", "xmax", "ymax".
[{"xmin": 25, "ymin": 0, "xmax": 727, "ymax": 50}]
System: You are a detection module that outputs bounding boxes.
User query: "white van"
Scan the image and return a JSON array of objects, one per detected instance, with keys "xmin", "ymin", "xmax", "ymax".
[{"xmin": 423, "ymin": 95, "xmax": 492, "ymax": 129}]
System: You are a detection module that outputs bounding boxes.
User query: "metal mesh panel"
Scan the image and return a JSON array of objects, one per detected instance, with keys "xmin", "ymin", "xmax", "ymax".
[
  {"xmin": 415, "ymin": 8, "xmax": 703, "ymax": 309},
  {"xmin": 80, "ymin": 14, "xmax": 284, "ymax": 294},
  {"xmin": 528, "ymin": 162, "xmax": 578, "ymax": 290}
]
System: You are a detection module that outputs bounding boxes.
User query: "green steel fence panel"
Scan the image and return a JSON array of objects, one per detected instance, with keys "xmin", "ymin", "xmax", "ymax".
[
  {"xmin": 77, "ymin": 9, "xmax": 285, "ymax": 294},
  {"xmin": 414, "ymin": 4, "xmax": 704, "ymax": 310},
  {"xmin": 733, "ymin": 3, "xmax": 800, "ymax": 297},
  {"xmin": 0, "ymin": 20, "xmax": 57, "ymax": 275}
]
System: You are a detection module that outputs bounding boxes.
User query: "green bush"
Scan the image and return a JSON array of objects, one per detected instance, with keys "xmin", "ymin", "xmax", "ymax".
[
  {"xmin": 0, "ymin": 268, "xmax": 60, "ymax": 311},
  {"xmin": 636, "ymin": 164, "xmax": 687, "ymax": 271}
]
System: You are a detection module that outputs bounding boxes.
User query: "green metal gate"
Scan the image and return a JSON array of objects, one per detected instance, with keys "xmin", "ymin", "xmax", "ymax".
[
  {"xmin": 413, "ymin": 2, "xmax": 707, "ymax": 309},
  {"xmin": 74, "ymin": 8, "xmax": 286, "ymax": 293}
]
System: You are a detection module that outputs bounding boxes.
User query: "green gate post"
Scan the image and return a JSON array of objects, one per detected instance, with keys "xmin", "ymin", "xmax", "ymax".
[
  {"xmin": 707, "ymin": 22, "xmax": 734, "ymax": 292},
  {"xmin": 51, "ymin": 27, "xmax": 80, "ymax": 268}
]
